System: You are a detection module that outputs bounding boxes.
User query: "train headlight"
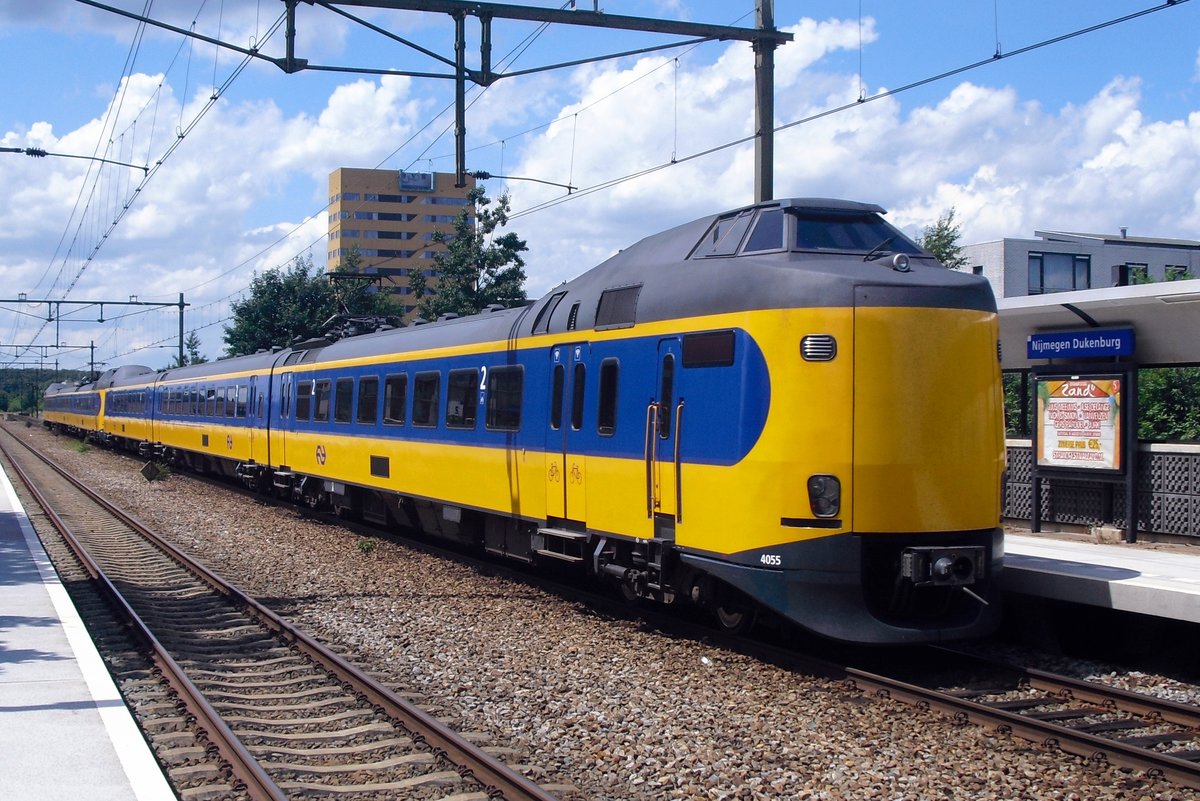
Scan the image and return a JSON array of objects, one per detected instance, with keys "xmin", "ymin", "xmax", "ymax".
[{"xmin": 807, "ymin": 474, "xmax": 840, "ymax": 518}]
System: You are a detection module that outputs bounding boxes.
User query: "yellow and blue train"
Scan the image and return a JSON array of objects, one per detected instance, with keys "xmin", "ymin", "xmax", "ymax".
[{"xmin": 44, "ymin": 198, "xmax": 1005, "ymax": 644}]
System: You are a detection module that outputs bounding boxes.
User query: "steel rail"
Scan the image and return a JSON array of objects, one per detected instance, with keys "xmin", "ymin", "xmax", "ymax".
[
  {"xmin": 3, "ymin": 428, "xmax": 560, "ymax": 801},
  {"xmin": 846, "ymin": 665, "xmax": 1200, "ymax": 790},
  {"xmin": 0, "ymin": 435, "xmax": 287, "ymax": 801}
]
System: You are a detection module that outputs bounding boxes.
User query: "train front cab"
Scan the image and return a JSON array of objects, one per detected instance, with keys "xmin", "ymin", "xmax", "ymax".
[{"xmin": 673, "ymin": 299, "xmax": 1005, "ymax": 645}]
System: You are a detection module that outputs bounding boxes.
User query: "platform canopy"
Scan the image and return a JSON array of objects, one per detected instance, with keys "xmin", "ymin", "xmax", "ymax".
[{"xmin": 998, "ymin": 278, "xmax": 1200, "ymax": 370}]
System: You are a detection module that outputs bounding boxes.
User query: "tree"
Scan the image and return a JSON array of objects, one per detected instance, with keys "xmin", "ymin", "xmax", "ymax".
[
  {"xmin": 918, "ymin": 207, "xmax": 969, "ymax": 270},
  {"xmin": 224, "ymin": 252, "xmax": 399, "ymax": 356},
  {"xmin": 1139, "ymin": 367, "xmax": 1200, "ymax": 441},
  {"xmin": 168, "ymin": 331, "xmax": 208, "ymax": 368},
  {"xmin": 408, "ymin": 187, "xmax": 528, "ymax": 320}
]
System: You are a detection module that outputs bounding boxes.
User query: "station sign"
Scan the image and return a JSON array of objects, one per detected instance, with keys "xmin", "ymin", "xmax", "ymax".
[{"xmin": 1027, "ymin": 327, "xmax": 1134, "ymax": 360}]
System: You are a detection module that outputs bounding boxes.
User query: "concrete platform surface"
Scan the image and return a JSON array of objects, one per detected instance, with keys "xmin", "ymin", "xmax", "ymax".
[{"xmin": 0, "ymin": 465, "xmax": 174, "ymax": 801}]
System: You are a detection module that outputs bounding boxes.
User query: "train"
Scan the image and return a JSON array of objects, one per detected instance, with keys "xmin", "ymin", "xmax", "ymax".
[{"xmin": 43, "ymin": 197, "xmax": 1006, "ymax": 645}]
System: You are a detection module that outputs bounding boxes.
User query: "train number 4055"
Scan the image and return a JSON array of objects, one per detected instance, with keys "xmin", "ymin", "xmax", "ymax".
[{"xmin": 759, "ymin": 554, "xmax": 782, "ymax": 566}]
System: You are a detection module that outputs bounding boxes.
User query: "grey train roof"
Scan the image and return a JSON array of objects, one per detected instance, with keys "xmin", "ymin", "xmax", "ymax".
[{"xmin": 80, "ymin": 198, "xmax": 996, "ymax": 381}]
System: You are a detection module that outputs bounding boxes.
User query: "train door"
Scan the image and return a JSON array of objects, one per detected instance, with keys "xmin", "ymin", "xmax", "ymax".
[
  {"xmin": 545, "ymin": 343, "xmax": 589, "ymax": 524},
  {"xmin": 246, "ymin": 376, "xmax": 260, "ymax": 463},
  {"xmin": 648, "ymin": 338, "xmax": 683, "ymax": 528},
  {"xmin": 276, "ymin": 372, "xmax": 293, "ymax": 468}
]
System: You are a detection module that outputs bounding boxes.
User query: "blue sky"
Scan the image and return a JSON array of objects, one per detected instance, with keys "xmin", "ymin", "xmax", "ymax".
[{"xmin": 1, "ymin": 0, "xmax": 1197, "ymax": 369}]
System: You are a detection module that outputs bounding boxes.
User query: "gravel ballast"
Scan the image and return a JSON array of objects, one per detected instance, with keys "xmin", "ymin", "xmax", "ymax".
[{"xmin": 21, "ymin": 424, "xmax": 1199, "ymax": 801}]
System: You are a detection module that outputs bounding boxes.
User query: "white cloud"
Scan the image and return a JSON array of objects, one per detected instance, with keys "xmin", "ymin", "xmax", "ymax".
[{"xmin": 3, "ymin": 8, "xmax": 1199, "ymax": 368}]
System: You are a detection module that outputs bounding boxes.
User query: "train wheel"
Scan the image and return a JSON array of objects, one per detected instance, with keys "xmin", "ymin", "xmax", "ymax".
[{"xmin": 712, "ymin": 596, "xmax": 756, "ymax": 635}]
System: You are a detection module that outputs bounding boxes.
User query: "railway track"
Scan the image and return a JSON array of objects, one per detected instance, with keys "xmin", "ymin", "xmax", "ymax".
[
  {"xmin": 848, "ymin": 646, "xmax": 1200, "ymax": 790},
  {"xmin": 0, "ymin": 424, "xmax": 564, "ymax": 801}
]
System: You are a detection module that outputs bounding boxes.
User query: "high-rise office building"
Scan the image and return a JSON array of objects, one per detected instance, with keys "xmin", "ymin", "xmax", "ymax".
[{"xmin": 327, "ymin": 168, "xmax": 475, "ymax": 314}]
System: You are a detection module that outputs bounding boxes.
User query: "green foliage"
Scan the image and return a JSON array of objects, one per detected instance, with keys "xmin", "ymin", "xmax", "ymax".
[
  {"xmin": 74, "ymin": 441, "xmax": 90, "ymax": 454},
  {"xmin": 917, "ymin": 207, "xmax": 969, "ymax": 270},
  {"xmin": 1138, "ymin": 367, "xmax": 1200, "ymax": 441},
  {"xmin": 356, "ymin": 536, "xmax": 377, "ymax": 555},
  {"xmin": 1002, "ymin": 372, "xmax": 1033, "ymax": 436},
  {"xmin": 409, "ymin": 187, "xmax": 528, "ymax": 320},
  {"xmin": 222, "ymin": 253, "xmax": 398, "ymax": 356},
  {"xmin": 168, "ymin": 331, "xmax": 208, "ymax": 369}
]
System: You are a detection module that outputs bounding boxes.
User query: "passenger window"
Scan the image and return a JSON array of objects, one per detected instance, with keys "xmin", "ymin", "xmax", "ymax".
[
  {"xmin": 334, "ymin": 377, "xmax": 354, "ymax": 423},
  {"xmin": 296, "ymin": 380, "xmax": 314, "ymax": 421},
  {"xmin": 550, "ymin": 364, "xmax": 564, "ymax": 431},
  {"xmin": 598, "ymin": 359, "xmax": 618, "ymax": 436},
  {"xmin": 314, "ymin": 380, "xmax": 332, "ymax": 422},
  {"xmin": 570, "ymin": 362, "xmax": 586, "ymax": 431},
  {"xmin": 486, "ymin": 366, "xmax": 523, "ymax": 431},
  {"xmin": 206, "ymin": 387, "xmax": 217, "ymax": 417},
  {"xmin": 237, "ymin": 385, "xmax": 249, "ymax": 417},
  {"xmin": 412, "ymin": 372, "xmax": 440, "ymax": 427},
  {"xmin": 357, "ymin": 377, "xmax": 379, "ymax": 424},
  {"xmin": 216, "ymin": 387, "xmax": 227, "ymax": 417},
  {"xmin": 384, "ymin": 374, "xmax": 408, "ymax": 425},
  {"xmin": 446, "ymin": 369, "xmax": 478, "ymax": 429},
  {"xmin": 226, "ymin": 386, "xmax": 237, "ymax": 417}
]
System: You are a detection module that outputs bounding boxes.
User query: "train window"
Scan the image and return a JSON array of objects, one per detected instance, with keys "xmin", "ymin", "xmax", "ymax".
[
  {"xmin": 237, "ymin": 386, "xmax": 249, "ymax": 417},
  {"xmin": 314, "ymin": 379, "xmax": 332, "ymax": 422},
  {"xmin": 486, "ymin": 366, "xmax": 523, "ymax": 431},
  {"xmin": 531, "ymin": 292, "xmax": 566, "ymax": 335},
  {"xmin": 658, "ymin": 353, "xmax": 674, "ymax": 439},
  {"xmin": 598, "ymin": 359, "xmax": 619, "ymax": 436},
  {"xmin": 281, "ymin": 378, "xmax": 292, "ymax": 419},
  {"xmin": 205, "ymin": 387, "xmax": 216, "ymax": 417},
  {"xmin": 570, "ymin": 362, "xmax": 586, "ymax": 431},
  {"xmin": 257, "ymin": 393, "xmax": 264, "ymax": 419},
  {"xmin": 693, "ymin": 210, "xmax": 754, "ymax": 258},
  {"xmin": 446, "ymin": 369, "xmax": 478, "ymax": 429},
  {"xmin": 743, "ymin": 209, "xmax": 785, "ymax": 253},
  {"xmin": 595, "ymin": 285, "xmax": 642, "ymax": 329},
  {"xmin": 683, "ymin": 330, "xmax": 735, "ymax": 367},
  {"xmin": 296, "ymin": 381, "xmax": 314, "ymax": 421},
  {"xmin": 357, "ymin": 377, "xmax": 379, "ymax": 424},
  {"xmin": 383, "ymin": 374, "xmax": 407, "ymax": 426},
  {"xmin": 412, "ymin": 372, "xmax": 440, "ymax": 427},
  {"xmin": 225, "ymin": 386, "xmax": 236, "ymax": 417},
  {"xmin": 334, "ymin": 378, "xmax": 354, "ymax": 423},
  {"xmin": 550, "ymin": 364, "xmax": 564, "ymax": 430},
  {"xmin": 792, "ymin": 209, "xmax": 922, "ymax": 254}
]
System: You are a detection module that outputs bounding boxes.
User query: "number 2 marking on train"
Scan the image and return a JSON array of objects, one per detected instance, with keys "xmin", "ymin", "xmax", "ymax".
[{"xmin": 760, "ymin": 554, "xmax": 781, "ymax": 566}]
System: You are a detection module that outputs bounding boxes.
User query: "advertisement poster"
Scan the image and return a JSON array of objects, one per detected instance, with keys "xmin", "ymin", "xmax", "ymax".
[{"xmin": 1036, "ymin": 376, "xmax": 1123, "ymax": 472}]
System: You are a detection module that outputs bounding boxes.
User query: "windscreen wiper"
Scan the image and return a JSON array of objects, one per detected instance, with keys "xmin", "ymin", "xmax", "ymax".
[{"xmin": 863, "ymin": 235, "xmax": 896, "ymax": 262}]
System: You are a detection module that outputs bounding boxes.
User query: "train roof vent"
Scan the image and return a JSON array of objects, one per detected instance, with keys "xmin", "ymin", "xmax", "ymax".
[
  {"xmin": 483, "ymin": 303, "xmax": 505, "ymax": 313},
  {"xmin": 437, "ymin": 313, "xmax": 460, "ymax": 322},
  {"xmin": 800, "ymin": 334, "xmax": 837, "ymax": 361},
  {"xmin": 566, "ymin": 301, "xmax": 580, "ymax": 331}
]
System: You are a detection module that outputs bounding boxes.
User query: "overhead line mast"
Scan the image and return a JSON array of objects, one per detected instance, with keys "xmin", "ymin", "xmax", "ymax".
[{"xmin": 288, "ymin": 0, "xmax": 790, "ymax": 198}]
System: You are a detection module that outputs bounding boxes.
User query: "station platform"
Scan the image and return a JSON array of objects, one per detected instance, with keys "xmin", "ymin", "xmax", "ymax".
[
  {"xmin": 1003, "ymin": 526, "xmax": 1200, "ymax": 623},
  {"xmin": 0, "ymin": 466, "xmax": 174, "ymax": 801}
]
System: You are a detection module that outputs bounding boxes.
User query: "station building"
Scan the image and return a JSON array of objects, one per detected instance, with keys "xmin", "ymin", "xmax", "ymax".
[
  {"xmin": 327, "ymin": 168, "xmax": 476, "ymax": 314},
  {"xmin": 962, "ymin": 229, "xmax": 1200, "ymax": 298}
]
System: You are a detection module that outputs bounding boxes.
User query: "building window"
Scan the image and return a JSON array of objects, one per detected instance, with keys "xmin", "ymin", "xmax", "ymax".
[
  {"xmin": 1167, "ymin": 265, "xmax": 1191, "ymax": 281},
  {"xmin": 1028, "ymin": 252, "xmax": 1090, "ymax": 294}
]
